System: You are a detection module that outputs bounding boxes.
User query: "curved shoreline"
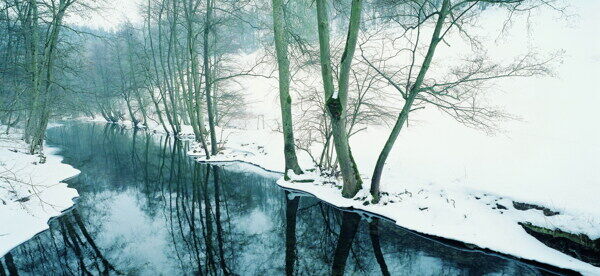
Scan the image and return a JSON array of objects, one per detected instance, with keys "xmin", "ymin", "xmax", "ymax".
[
  {"xmin": 44, "ymin": 121, "xmax": 599, "ymax": 275},
  {"xmin": 0, "ymin": 144, "xmax": 81, "ymax": 258},
  {"xmin": 204, "ymin": 159, "xmax": 597, "ymax": 275}
]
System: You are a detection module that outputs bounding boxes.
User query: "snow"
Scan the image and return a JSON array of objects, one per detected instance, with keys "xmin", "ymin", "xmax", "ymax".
[
  {"xmin": 166, "ymin": 4, "xmax": 600, "ymax": 270},
  {"xmin": 185, "ymin": 125, "xmax": 599, "ymax": 275},
  {"xmin": 33, "ymin": 0, "xmax": 597, "ymax": 274},
  {"xmin": 182, "ymin": 3, "xmax": 600, "ymax": 266},
  {"xmin": 0, "ymin": 125, "xmax": 80, "ymax": 257}
]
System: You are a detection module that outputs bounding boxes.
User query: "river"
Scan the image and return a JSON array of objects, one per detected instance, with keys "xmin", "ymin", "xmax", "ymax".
[{"xmin": 0, "ymin": 123, "xmax": 565, "ymax": 275}]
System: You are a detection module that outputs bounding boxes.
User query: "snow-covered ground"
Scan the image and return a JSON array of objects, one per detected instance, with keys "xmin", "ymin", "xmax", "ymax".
[
  {"xmin": 184, "ymin": 124, "xmax": 599, "ymax": 275},
  {"xmin": 183, "ymin": 3, "xmax": 600, "ymax": 274},
  {"xmin": 63, "ymin": 0, "xmax": 599, "ymax": 273},
  {"xmin": 0, "ymin": 125, "xmax": 80, "ymax": 257}
]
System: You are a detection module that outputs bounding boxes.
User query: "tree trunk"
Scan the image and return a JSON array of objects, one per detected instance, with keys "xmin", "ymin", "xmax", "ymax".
[
  {"xmin": 272, "ymin": 0, "xmax": 303, "ymax": 176},
  {"xmin": 204, "ymin": 0, "xmax": 218, "ymax": 155},
  {"xmin": 316, "ymin": 0, "xmax": 363, "ymax": 198},
  {"xmin": 166, "ymin": 0, "xmax": 181, "ymax": 135},
  {"xmin": 24, "ymin": 0, "xmax": 40, "ymax": 148},
  {"xmin": 145, "ymin": 1, "xmax": 171, "ymax": 134},
  {"xmin": 156, "ymin": 2, "xmax": 179, "ymax": 135},
  {"xmin": 27, "ymin": 0, "xmax": 71, "ymax": 154},
  {"xmin": 369, "ymin": 96, "xmax": 414, "ymax": 202},
  {"xmin": 183, "ymin": 0, "xmax": 210, "ymax": 157},
  {"xmin": 126, "ymin": 38, "xmax": 148, "ymax": 127},
  {"xmin": 369, "ymin": 0, "xmax": 449, "ymax": 202},
  {"xmin": 116, "ymin": 48, "xmax": 139, "ymax": 126}
]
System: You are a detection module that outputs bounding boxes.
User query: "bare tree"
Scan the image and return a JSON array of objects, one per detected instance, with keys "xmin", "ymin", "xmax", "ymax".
[
  {"xmin": 315, "ymin": 0, "xmax": 364, "ymax": 198},
  {"xmin": 272, "ymin": 0, "xmax": 304, "ymax": 177},
  {"xmin": 363, "ymin": 0, "xmax": 561, "ymax": 202}
]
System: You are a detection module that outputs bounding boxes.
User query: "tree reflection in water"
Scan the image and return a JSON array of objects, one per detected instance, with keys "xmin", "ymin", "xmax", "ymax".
[
  {"xmin": 0, "ymin": 123, "xmax": 554, "ymax": 275},
  {"xmin": 284, "ymin": 191, "xmax": 300, "ymax": 276},
  {"xmin": 331, "ymin": 212, "xmax": 361, "ymax": 276},
  {"xmin": 369, "ymin": 218, "xmax": 390, "ymax": 276}
]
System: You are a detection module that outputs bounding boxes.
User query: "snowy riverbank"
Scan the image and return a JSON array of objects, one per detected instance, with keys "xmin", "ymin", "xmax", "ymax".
[
  {"xmin": 0, "ymin": 125, "xmax": 80, "ymax": 257},
  {"xmin": 184, "ymin": 125, "xmax": 600, "ymax": 275},
  {"xmin": 77, "ymin": 118, "xmax": 600, "ymax": 274}
]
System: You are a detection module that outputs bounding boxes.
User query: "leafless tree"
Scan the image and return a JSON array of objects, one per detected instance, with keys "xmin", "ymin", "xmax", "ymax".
[{"xmin": 362, "ymin": 0, "xmax": 564, "ymax": 202}]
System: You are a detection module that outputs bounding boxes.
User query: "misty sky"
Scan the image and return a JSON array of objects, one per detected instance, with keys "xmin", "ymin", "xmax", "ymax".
[{"xmin": 66, "ymin": 0, "xmax": 600, "ymax": 169}]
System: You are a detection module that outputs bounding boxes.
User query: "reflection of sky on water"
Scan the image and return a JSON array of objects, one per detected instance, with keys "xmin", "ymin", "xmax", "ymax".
[
  {"xmin": 0, "ymin": 123, "xmax": 556, "ymax": 275},
  {"xmin": 93, "ymin": 189, "xmax": 178, "ymax": 275},
  {"xmin": 235, "ymin": 209, "xmax": 273, "ymax": 235}
]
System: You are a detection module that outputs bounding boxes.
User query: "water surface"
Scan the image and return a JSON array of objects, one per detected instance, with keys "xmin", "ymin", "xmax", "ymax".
[{"xmin": 0, "ymin": 123, "xmax": 562, "ymax": 275}]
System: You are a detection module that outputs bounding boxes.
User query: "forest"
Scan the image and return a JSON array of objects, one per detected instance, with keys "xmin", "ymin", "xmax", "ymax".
[
  {"xmin": 0, "ymin": 0, "xmax": 558, "ymax": 197},
  {"xmin": 1, "ymin": 0, "xmax": 599, "ymax": 275}
]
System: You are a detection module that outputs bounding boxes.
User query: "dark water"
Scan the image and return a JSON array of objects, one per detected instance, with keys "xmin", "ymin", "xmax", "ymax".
[{"xmin": 0, "ymin": 123, "xmax": 563, "ymax": 275}]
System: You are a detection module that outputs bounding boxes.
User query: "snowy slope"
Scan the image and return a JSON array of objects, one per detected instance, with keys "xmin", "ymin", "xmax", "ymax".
[
  {"xmin": 73, "ymin": 0, "xmax": 600, "ymax": 273},
  {"xmin": 186, "ymin": 124, "xmax": 599, "ymax": 274},
  {"xmin": 182, "ymin": 4, "xmax": 600, "ymax": 271},
  {"xmin": 0, "ymin": 125, "xmax": 80, "ymax": 257}
]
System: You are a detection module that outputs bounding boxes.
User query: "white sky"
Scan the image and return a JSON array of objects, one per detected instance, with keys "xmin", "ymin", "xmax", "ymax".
[
  {"xmin": 66, "ymin": 0, "xmax": 600, "ymax": 151},
  {"xmin": 66, "ymin": 0, "xmax": 143, "ymax": 31}
]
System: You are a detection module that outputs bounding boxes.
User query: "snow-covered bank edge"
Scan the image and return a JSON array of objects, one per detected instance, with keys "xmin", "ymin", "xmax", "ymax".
[
  {"xmin": 78, "ymin": 119, "xmax": 599, "ymax": 274},
  {"xmin": 215, "ymin": 159, "xmax": 593, "ymax": 275},
  {"xmin": 277, "ymin": 183, "xmax": 581, "ymax": 276},
  {"xmin": 0, "ymin": 125, "xmax": 81, "ymax": 257},
  {"xmin": 192, "ymin": 158, "xmax": 600, "ymax": 275}
]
